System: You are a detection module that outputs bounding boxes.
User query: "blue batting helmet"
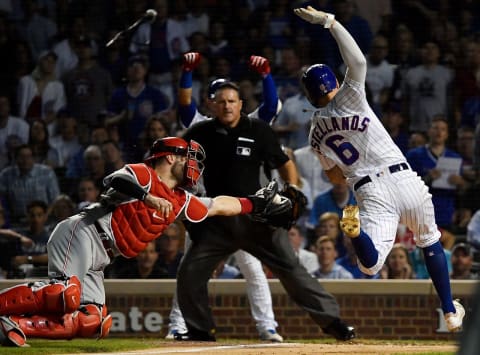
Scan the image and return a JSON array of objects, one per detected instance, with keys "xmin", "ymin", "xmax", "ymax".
[
  {"xmin": 301, "ymin": 64, "xmax": 337, "ymax": 106},
  {"xmin": 208, "ymin": 78, "xmax": 229, "ymax": 99}
]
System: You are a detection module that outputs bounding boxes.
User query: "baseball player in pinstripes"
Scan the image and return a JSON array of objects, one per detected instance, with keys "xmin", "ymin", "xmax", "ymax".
[
  {"xmin": 0, "ymin": 137, "xmax": 286, "ymax": 347},
  {"xmin": 294, "ymin": 6, "xmax": 465, "ymax": 332},
  {"xmin": 166, "ymin": 52, "xmax": 284, "ymax": 342}
]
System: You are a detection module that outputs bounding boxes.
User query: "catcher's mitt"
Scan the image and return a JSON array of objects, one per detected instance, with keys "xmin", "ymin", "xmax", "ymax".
[{"xmin": 249, "ymin": 181, "xmax": 307, "ymax": 229}]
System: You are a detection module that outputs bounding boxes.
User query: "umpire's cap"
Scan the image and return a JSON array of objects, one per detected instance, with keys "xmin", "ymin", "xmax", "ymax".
[
  {"xmin": 301, "ymin": 64, "xmax": 337, "ymax": 105},
  {"xmin": 208, "ymin": 78, "xmax": 229, "ymax": 99}
]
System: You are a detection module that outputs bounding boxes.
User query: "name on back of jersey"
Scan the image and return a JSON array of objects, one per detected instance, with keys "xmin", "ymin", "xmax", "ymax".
[{"xmin": 310, "ymin": 115, "xmax": 371, "ymax": 150}]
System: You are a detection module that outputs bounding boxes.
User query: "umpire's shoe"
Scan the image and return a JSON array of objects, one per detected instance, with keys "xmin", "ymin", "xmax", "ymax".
[
  {"xmin": 174, "ymin": 327, "xmax": 216, "ymax": 342},
  {"xmin": 323, "ymin": 319, "xmax": 356, "ymax": 341}
]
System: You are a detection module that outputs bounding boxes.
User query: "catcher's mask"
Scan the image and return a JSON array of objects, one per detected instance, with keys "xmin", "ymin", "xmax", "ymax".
[
  {"xmin": 301, "ymin": 64, "xmax": 337, "ymax": 107},
  {"xmin": 145, "ymin": 137, "xmax": 205, "ymax": 188}
]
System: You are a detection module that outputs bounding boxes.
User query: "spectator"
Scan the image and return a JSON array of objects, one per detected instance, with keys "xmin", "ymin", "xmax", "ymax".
[
  {"xmin": 17, "ymin": 0, "xmax": 57, "ymax": 60},
  {"xmin": 380, "ymin": 243, "xmax": 414, "ymax": 279},
  {"xmin": 402, "ymin": 41, "xmax": 453, "ymax": 134},
  {"xmin": 314, "ymin": 212, "xmax": 346, "ymax": 258},
  {"xmin": 294, "ymin": 144, "xmax": 333, "ymax": 209},
  {"xmin": 381, "ymin": 103, "xmax": 409, "ymax": 155},
  {"xmin": 10, "ymin": 200, "xmax": 50, "ymax": 278},
  {"xmin": 155, "ymin": 221, "xmax": 185, "ymax": 278},
  {"xmin": 313, "ymin": 236, "xmax": 353, "ymax": 279},
  {"xmin": 0, "ymin": 144, "xmax": 59, "ymax": 225},
  {"xmin": 336, "ymin": 235, "xmax": 378, "ymax": 279},
  {"xmin": 212, "ymin": 258, "xmax": 241, "ymax": 279},
  {"xmin": 406, "ymin": 117, "xmax": 465, "ymax": 230},
  {"xmin": 17, "ymin": 50, "xmax": 66, "ymax": 135},
  {"xmin": 106, "ymin": 55, "xmax": 169, "ymax": 162},
  {"xmin": 467, "ymin": 209, "xmax": 480, "ymax": 251},
  {"xmin": 82, "ymin": 145, "xmax": 107, "ymax": 189},
  {"xmin": 76, "ymin": 177, "xmax": 100, "ymax": 210},
  {"xmin": 101, "ymin": 140, "xmax": 125, "ymax": 175},
  {"xmin": 208, "ymin": 20, "xmax": 230, "ymax": 57},
  {"xmin": 364, "ymin": 34, "xmax": 395, "ymax": 116},
  {"xmin": 62, "ymin": 35, "xmax": 114, "ymax": 142},
  {"xmin": 114, "ymin": 241, "xmax": 168, "ymax": 279},
  {"xmin": 288, "ymin": 225, "xmax": 319, "ymax": 275},
  {"xmin": 408, "ymin": 131, "xmax": 428, "ymax": 150},
  {"xmin": 0, "ymin": 95, "xmax": 30, "ymax": 169},
  {"xmin": 47, "ymin": 194, "xmax": 76, "ymax": 232},
  {"xmin": 49, "ymin": 114, "xmax": 82, "ymax": 168},
  {"xmin": 273, "ymin": 68, "xmax": 316, "ymax": 149},
  {"xmin": 140, "ymin": 116, "xmax": 170, "ymax": 160},
  {"xmin": 28, "ymin": 119, "xmax": 60, "ymax": 168},
  {"xmin": 129, "ymin": 0, "xmax": 189, "ymax": 86},
  {"xmin": 351, "ymin": 0, "xmax": 392, "ymax": 35},
  {"xmin": 52, "ymin": 15, "xmax": 98, "ymax": 78},
  {"xmin": 450, "ymin": 243, "xmax": 478, "ymax": 280},
  {"xmin": 274, "ymin": 48, "xmax": 303, "ymax": 101}
]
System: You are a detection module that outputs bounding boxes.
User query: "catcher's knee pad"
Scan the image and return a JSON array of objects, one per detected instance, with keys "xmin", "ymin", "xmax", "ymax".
[
  {"xmin": 9, "ymin": 304, "xmax": 112, "ymax": 340},
  {"xmin": 0, "ymin": 275, "xmax": 81, "ymax": 316},
  {"xmin": 0, "ymin": 316, "xmax": 27, "ymax": 347}
]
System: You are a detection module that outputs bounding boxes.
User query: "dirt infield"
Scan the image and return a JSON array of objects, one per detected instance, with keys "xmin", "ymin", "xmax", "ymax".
[{"xmin": 83, "ymin": 341, "xmax": 457, "ymax": 355}]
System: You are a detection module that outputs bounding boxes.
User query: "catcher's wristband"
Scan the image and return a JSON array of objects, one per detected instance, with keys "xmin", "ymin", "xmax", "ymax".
[
  {"xmin": 238, "ymin": 198, "xmax": 253, "ymax": 214},
  {"xmin": 324, "ymin": 13, "xmax": 335, "ymax": 28}
]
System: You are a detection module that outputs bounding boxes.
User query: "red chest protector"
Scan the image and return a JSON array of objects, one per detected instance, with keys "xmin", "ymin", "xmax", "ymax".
[{"xmin": 110, "ymin": 163, "xmax": 208, "ymax": 258}]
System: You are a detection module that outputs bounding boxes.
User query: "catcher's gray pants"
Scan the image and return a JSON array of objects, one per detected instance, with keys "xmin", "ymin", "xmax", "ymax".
[{"xmin": 177, "ymin": 215, "xmax": 340, "ymax": 335}]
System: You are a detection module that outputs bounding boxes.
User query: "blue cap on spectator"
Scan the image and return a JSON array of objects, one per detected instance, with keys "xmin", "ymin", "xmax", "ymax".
[
  {"xmin": 128, "ymin": 54, "xmax": 149, "ymax": 67},
  {"xmin": 452, "ymin": 243, "xmax": 473, "ymax": 256}
]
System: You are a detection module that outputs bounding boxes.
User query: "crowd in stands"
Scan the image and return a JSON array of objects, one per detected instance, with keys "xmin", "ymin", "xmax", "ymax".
[{"xmin": 0, "ymin": 0, "xmax": 479, "ymax": 281}]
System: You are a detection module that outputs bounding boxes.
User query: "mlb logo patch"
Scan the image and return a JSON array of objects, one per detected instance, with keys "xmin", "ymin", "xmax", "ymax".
[{"xmin": 236, "ymin": 146, "xmax": 251, "ymax": 156}]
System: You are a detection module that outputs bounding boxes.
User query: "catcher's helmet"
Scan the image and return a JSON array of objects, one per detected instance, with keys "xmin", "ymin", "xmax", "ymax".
[
  {"xmin": 145, "ymin": 137, "xmax": 205, "ymax": 188},
  {"xmin": 301, "ymin": 64, "xmax": 337, "ymax": 106},
  {"xmin": 208, "ymin": 78, "xmax": 229, "ymax": 99}
]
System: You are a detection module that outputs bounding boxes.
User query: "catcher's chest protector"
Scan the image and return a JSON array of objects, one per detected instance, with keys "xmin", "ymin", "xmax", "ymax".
[{"xmin": 111, "ymin": 164, "xmax": 190, "ymax": 257}]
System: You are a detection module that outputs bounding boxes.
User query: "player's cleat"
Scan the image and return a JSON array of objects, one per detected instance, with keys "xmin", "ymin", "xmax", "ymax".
[
  {"xmin": 165, "ymin": 329, "xmax": 178, "ymax": 340},
  {"xmin": 259, "ymin": 328, "xmax": 284, "ymax": 342},
  {"xmin": 323, "ymin": 319, "xmax": 356, "ymax": 341},
  {"xmin": 340, "ymin": 205, "xmax": 360, "ymax": 238},
  {"xmin": 444, "ymin": 299, "xmax": 465, "ymax": 332}
]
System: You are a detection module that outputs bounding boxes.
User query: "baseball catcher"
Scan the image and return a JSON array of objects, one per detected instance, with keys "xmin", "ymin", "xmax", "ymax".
[{"xmin": 0, "ymin": 137, "xmax": 289, "ymax": 347}]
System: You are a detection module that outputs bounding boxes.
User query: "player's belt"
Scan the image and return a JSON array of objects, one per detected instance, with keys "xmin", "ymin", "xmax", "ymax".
[
  {"xmin": 94, "ymin": 221, "xmax": 115, "ymax": 260},
  {"xmin": 353, "ymin": 163, "xmax": 409, "ymax": 191}
]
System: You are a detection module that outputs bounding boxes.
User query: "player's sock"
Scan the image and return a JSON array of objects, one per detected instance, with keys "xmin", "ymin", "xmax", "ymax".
[
  {"xmin": 422, "ymin": 241, "xmax": 455, "ymax": 313},
  {"xmin": 350, "ymin": 230, "xmax": 378, "ymax": 268}
]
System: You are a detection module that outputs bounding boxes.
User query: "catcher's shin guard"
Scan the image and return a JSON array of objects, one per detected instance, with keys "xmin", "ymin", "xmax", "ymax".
[
  {"xmin": 0, "ymin": 316, "xmax": 28, "ymax": 347},
  {"xmin": 0, "ymin": 276, "xmax": 81, "ymax": 316},
  {"xmin": 9, "ymin": 303, "xmax": 112, "ymax": 340}
]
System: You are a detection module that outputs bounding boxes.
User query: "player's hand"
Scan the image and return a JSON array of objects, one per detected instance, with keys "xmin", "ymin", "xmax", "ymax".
[
  {"xmin": 294, "ymin": 6, "xmax": 333, "ymax": 26},
  {"xmin": 182, "ymin": 52, "xmax": 201, "ymax": 72},
  {"xmin": 144, "ymin": 194, "xmax": 173, "ymax": 218},
  {"xmin": 249, "ymin": 55, "xmax": 270, "ymax": 76}
]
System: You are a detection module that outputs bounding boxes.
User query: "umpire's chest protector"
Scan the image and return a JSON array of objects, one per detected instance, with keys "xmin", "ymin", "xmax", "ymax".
[{"xmin": 111, "ymin": 163, "xmax": 193, "ymax": 258}]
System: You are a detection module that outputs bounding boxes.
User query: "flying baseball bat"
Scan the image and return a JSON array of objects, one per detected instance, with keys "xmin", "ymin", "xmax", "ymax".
[{"xmin": 106, "ymin": 9, "xmax": 157, "ymax": 48}]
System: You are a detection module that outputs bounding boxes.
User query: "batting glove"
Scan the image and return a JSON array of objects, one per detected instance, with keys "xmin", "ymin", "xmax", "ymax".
[
  {"xmin": 293, "ymin": 6, "xmax": 335, "ymax": 28},
  {"xmin": 182, "ymin": 52, "xmax": 201, "ymax": 72},
  {"xmin": 249, "ymin": 55, "xmax": 271, "ymax": 76}
]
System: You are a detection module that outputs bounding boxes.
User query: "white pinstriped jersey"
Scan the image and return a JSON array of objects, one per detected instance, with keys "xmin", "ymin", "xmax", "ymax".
[{"xmin": 309, "ymin": 76, "xmax": 406, "ymax": 181}]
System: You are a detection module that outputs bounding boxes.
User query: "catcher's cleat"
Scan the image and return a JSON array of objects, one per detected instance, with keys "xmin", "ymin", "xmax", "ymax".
[
  {"xmin": 444, "ymin": 299, "xmax": 465, "ymax": 332},
  {"xmin": 0, "ymin": 316, "xmax": 28, "ymax": 347},
  {"xmin": 340, "ymin": 205, "xmax": 360, "ymax": 238},
  {"xmin": 323, "ymin": 319, "xmax": 355, "ymax": 341}
]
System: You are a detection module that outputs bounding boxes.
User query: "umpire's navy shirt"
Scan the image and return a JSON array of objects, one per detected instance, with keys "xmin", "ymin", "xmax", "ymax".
[{"xmin": 183, "ymin": 115, "xmax": 289, "ymax": 197}]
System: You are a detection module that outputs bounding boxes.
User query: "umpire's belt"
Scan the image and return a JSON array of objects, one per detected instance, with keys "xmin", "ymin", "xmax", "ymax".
[
  {"xmin": 94, "ymin": 221, "xmax": 115, "ymax": 259},
  {"xmin": 353, "ymin": 163, "xmax": 410, "ymax": 191}
]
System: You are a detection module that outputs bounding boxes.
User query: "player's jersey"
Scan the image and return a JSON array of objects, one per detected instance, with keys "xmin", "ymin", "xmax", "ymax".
[{"xmin": 309, "ymin": 76, "xmax": 406, "ymax": 181}]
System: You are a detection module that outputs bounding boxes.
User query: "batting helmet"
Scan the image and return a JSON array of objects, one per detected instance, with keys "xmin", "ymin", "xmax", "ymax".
[
  {"xmin": 145, "ymin": 137, "xmax": 205, "ymax": 188},
  {"xmin": 301, "ymin": 64, "xmax": 337, "ymax": 106},
  {"xmin": 208, "ymin": 78, "xmax": 229, "ymax": 99}
]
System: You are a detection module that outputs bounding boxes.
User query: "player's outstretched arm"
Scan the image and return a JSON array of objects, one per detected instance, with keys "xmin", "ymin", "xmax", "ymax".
[
  {"xmin": 248, "ymin": 55, "xmax": 281, "ymax": 123},
  {"xmin": 294, "ymin": 6, "xmax": 366, "ymax": 83},
  {"xmin": 178, "ymin": 52, "xmax": 201, "ymax": 127}
]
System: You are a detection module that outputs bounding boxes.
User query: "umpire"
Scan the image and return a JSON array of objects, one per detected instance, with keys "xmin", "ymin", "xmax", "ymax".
[{"xmin": 177, "ymin": 81, "xmax": 355, "ymax": 341}]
